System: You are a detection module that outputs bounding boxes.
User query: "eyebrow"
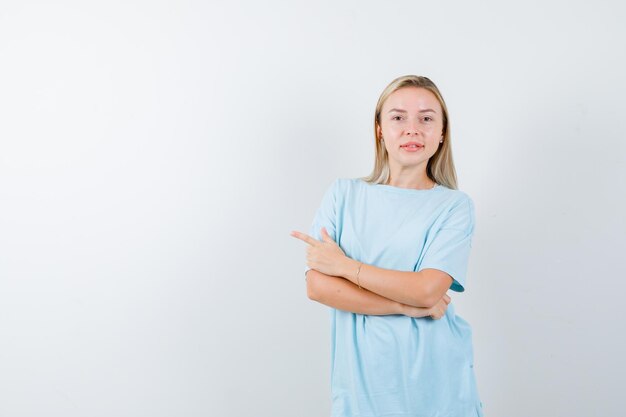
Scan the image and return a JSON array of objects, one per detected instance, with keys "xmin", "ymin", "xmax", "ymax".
[{"xmin": 387, "ymin": 108, "xmax": 437, "ymax": 114}]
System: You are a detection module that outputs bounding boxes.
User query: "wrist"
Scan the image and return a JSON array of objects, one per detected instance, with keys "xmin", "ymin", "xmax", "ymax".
[
  {"xmin": 342, "ymin": 257, "xmax": 360, "ymax": 282},
  {"xmin": 395, "ymin": 301, "xmax": 407, "ymax": 315},
  {"xmin": 397, "ymin": 302, "xmax": 433, "ymax": 318}
]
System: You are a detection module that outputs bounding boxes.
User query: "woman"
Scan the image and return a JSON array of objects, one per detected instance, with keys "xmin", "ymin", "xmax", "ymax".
[{"xmin": 290, "ymin": 75, "xmax": 484, "ymax": 416}]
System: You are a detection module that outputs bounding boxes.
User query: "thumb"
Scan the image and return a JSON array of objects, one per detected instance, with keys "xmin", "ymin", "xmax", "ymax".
[{"xmin": 321, "ymin": 227, "xmax": 334, "ymax": 243}]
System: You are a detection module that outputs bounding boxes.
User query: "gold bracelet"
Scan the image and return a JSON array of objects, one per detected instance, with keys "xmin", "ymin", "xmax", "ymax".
[{"xmin": 356, "ymin": 262, "xmax": 363, "ymax": 289}]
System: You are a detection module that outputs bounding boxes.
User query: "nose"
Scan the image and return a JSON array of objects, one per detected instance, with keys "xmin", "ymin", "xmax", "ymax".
[{"xmin": 406, "ymin": 119, "xmax": 421, "ymax": 136}]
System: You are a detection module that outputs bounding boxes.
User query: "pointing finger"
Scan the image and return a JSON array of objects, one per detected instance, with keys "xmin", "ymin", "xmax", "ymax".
[{"xmin": 290, "ymin": 230, "xmax": 319, "ymax": 246}]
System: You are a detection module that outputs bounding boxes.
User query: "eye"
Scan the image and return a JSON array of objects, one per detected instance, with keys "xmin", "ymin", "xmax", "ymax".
[
  {"xmin": 392, "ymin": 115, "xmax": 403, "ymax": 121},
  {"xmin": 423, "ymin": 116, "xmax": 433, "ymax": 122}
]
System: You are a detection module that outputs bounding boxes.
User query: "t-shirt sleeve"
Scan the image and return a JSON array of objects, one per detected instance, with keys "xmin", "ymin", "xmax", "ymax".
[
  {"xmin": 304, "ymin": 179, "xmax": 339, "ymax": 277},
  {"xmin": 418, "ymin": 196, "xmax": 476, "ymax": 292}
]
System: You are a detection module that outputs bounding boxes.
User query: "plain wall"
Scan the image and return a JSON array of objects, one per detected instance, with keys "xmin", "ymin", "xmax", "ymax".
[{"xmin": 1, "ymin": 1, "xmax": 625, "ymax": 416}]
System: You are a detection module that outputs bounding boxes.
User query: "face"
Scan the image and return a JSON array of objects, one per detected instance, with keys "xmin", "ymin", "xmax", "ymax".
[{"xmin": 377, "ymin": 87, "xmax": 444, "ymax": 172}]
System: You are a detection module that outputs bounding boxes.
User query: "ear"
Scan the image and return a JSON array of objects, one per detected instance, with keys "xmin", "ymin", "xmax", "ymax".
[{"xmin": 376, "ymin": 123, "xmax": 382, "ymax": 139}]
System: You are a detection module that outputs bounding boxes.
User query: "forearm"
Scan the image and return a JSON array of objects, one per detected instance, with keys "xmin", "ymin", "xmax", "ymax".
[
  {"xmin": 306, "ymin": 269, "xmax": 432, "ymax": 317},
  {"xmin": 338, "ymin": 258, "xmax": 433, "ymax": 308}
]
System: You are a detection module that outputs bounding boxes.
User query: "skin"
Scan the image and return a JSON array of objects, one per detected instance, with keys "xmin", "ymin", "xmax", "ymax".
[
  {"xmin": 291, "ymin": 86, "xmax": 454, "ymax": 318},
  {"xmin": 378, "ymin": 86, "xmax": 444, "ymax": 190}
]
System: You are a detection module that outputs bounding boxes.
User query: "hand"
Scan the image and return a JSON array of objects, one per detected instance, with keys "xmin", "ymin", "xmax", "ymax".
[
  {"xmin": 428, "ymin": 294, "xmax": 451, "ymax": 320},
  {"xmin": 290, "ymin": 227, "xmax": 349, "ymax": 277}
]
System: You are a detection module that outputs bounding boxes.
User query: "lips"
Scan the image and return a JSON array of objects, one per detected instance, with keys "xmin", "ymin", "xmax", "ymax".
[{"xmin": 401, "ymin": 141, "xmax": 424, "ymax": 148}]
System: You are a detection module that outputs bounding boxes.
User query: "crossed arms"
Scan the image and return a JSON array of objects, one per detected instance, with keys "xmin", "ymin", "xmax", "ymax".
[
  {"xmin": 291, "ymin": 228, "xmax": 453, "ymax": 318},
  {"xmin": 306, "ymin": 265, "xmax": 453, "ymax": 318}
]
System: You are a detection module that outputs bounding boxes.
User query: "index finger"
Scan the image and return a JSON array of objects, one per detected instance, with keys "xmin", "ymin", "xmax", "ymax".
[{"xmin": 290, "ymin": 230, "xmax": 319, "ymax": 246}]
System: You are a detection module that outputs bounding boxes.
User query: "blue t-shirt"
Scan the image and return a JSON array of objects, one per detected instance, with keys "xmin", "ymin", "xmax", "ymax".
[{"xmin": 305, "ymin": 177, "xmax": 484, "ymax": 417}]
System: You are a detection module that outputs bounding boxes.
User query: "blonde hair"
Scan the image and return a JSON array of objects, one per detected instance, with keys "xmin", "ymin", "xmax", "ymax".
[{"xmin": 360, "ymin": 75, "xmax": 459, "ymax": 190}]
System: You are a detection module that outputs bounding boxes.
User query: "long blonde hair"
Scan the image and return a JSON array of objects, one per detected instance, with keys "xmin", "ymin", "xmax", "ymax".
[{"xmin": 360, "ymin": 75, "xmax": 459, "ymax": 190}]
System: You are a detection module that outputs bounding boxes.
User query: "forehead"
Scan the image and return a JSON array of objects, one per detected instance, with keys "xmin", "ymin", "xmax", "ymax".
[{"xmin": 383, "ymin": 87, "xmax": 441, "ymax": 112}]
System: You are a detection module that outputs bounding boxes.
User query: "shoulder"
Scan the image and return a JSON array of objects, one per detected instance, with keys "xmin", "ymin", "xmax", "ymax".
[
  {"xmin": 437, "ymin": 188, "xmax": 475, "ymax": 230},
  {"xmin": 455, "ymin": 190, "xmax": 475, "ymax": 216},
  {"xmin": 330, "ymin": 177, "xmax": 358, "ymax": 194},
  {"xmin": 439, "ymin": 187, "xmax": 474, "ymax": 209},
  {"xmin": 318, "ymin": 177, "xmax": 351, "ymax": 204},
  {"xmin": 335, "ymin": 177, "xmax": 356, "ymax": 187}
]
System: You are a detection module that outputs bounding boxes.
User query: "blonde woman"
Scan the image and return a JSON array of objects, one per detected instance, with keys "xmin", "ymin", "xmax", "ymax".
[{"xmin": 291, "ymin": 75, "xmax": 484, "ymax": 416}]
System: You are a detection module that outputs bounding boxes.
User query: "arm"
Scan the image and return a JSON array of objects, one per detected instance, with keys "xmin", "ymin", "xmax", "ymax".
[
  {"xmin": 337, "ymin": 258, "xmax": 454, "ymax": 309},
  {"xmin": 291, "ymin": 227, "xmax": 452, "ymax": 310},
  {"xmin": 306, "ymin": 269, "xmax": 433, "ymax": 318}
]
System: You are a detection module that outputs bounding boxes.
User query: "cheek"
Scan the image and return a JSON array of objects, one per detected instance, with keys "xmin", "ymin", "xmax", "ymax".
[
  {"xmin": 384, "ymin": 125, "xmax": 402, "ymax": 136},
  {"xmin": 426, "ymin": 124, "xmax": 442, "ymax": 135}
]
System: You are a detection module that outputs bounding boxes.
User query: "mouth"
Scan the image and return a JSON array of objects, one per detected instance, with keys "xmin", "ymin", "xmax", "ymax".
[{"xmin": 400, "ymin": 142, "xmax": 424, "ymax": 151}]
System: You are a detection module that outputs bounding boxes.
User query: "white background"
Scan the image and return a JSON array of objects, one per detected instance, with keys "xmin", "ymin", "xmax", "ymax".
[{"xmin": 1, "ymin": 1, "xmax": 625, "ymax": 416}]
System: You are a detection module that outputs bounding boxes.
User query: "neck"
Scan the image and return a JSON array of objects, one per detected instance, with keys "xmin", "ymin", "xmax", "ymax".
[
  {"xmin": 386, "ymin": 175, "xmax": 436, "ymax": 190},
  {"xmin": 386, "ymin": 161, "xmax": 435, "ymax": 190}
]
